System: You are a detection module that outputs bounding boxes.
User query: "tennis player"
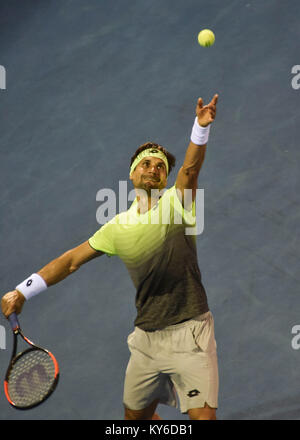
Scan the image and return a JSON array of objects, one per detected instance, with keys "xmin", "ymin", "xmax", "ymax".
[{"xmin": 2, "ymin": 94, "xmax": 219, "ymax": 420}]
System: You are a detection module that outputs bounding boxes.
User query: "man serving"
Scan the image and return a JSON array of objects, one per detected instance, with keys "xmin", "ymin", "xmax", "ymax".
[{"xmin": 2, "ymin": 94, "xmax": 219, "ymax": 420}]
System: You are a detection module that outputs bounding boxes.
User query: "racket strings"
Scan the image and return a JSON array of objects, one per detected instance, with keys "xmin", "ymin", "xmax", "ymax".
[{"xmin": 7, "ymin": 349, "xmax": 56, "ymax": 407}]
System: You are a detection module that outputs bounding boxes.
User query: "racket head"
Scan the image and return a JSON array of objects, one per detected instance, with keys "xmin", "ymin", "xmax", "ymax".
[{"xmin": 4, "ymin": 341, "xmax": 59, "ymax": 410}]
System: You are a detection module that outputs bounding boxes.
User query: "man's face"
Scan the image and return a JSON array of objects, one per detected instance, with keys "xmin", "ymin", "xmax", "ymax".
[{"xmin": 130, "ymin": 156, "xmax": 168, "ymax": 193}]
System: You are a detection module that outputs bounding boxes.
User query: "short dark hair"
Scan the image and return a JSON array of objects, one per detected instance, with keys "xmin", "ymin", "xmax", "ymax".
[{"xmin": 130, "ymin": 142, "xmax": 176, "ymax": 174}]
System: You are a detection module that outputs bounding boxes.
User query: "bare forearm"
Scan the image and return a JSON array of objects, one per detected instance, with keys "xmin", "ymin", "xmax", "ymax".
[
  {"xmin": 181, "ymin": 141, "xmax": 207, "ymax": 176},
  {"xmin": 1, "ymin": 241, "xmax": 101, "ymax": 318},
  {"xmin": 37, "ymin": 250, "xmax": 78, "ymax": 287},
  {"xmin": 38, "ymin": 241, "xmax": 102, "ymax": 287},
  {"xmin": 175, "ymin": 142, "xmax": 207, "ymax": 206},
  {"xmin": 1, "ymin": 254, "xmax": 74, "ymax": 319}
]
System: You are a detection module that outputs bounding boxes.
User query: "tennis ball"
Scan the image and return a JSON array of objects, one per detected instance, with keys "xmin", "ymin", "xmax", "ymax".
[{"xmin": 197, "ymin": 29, "xmax": 215, "ymax": 47}]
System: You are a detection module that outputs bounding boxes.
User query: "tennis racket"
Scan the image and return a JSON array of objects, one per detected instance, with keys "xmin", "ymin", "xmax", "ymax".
[{"xmin": 4, "ymin": 312, "xmax": 59, "ymax": 409}]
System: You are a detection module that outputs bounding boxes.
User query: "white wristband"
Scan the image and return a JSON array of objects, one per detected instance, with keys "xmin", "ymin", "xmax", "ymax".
[
  {"xmin": 190, "ymin": 117, "xmax": 210, "ymax": 145},
  {"xmin": 16, "ymin": 273, "xmax": 47, "ymax": 300}
]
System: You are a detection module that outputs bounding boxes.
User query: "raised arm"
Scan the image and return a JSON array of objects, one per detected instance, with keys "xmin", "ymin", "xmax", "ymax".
[
  {"xmin": 1, "ymin": 241, "xmax": 103, "ymax": 318},
  {"xmin": 175, "ymin": 94, "xmax": 218, "ymax": 206}
]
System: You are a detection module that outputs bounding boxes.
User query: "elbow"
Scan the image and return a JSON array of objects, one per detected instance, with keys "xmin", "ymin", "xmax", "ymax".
[
  {"xmin": 59, "ymin": 250, "xmax": 80, "ymax": 275},
  {"xmin": 69, "ymin": 264, "xmax": 80, "ymax": 274},
  {"xmin": 181, "ymin": 165, "xmax": 199, "ymax": 177}
]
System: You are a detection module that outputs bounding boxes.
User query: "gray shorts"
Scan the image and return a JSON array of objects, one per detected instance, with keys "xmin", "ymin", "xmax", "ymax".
[{"xmin": 123, "ymin": 311, "xmax": 219, "ymax": 414}]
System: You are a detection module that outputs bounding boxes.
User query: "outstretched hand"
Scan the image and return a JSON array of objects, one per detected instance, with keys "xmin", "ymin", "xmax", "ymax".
[{"xmin": 196, "ymin": 94, "xmax": 218, "ymax": 127}]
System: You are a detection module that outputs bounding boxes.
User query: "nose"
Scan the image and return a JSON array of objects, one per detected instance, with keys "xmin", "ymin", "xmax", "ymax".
[{"xmin": 149, "ymin": 164, "xmax": 159, "ymax": 174}]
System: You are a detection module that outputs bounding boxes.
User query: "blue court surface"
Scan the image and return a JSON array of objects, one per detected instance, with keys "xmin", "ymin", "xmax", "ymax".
[{"xmin": 0, "ymin": 0, "xmax": 300, "ymax": 420}]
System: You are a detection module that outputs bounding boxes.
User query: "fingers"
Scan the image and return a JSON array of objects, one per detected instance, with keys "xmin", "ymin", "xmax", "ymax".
[
  {"xmin": 197, "ymin": 94, "xmax": 218, "ymax": 107},
  {"xmin": 207, "ymin": 94, "xmax": 218, "ymax": 118},
  {"xmin": 203, "ymin": 104, "xmax": 216, "ymax": 118},
  {"xmin": 1, "ymin": 290, "xmax": 25, "ymax": 318},
  {"xmin": 208, "ymin": 94, "xmax": 218, "ymax": 111},
  {"xmin": 196, "ymin": 94, "xmax": 218, "ymax": 112},
  {"xmin": 197, "ymin": 97, "xmax": 203, "ymax": 110},
  {"xmin": 211, "ymin": 93, "xmax": 219, "ymax": 106},
  {"xmin": 1, "ymin": 292, "xmax": 14, "ymax": 318},
  {"xmin": 209, "ymin": 107, "xmax": 216, "ymax": 119},
  {"xmin": 196, "ymin": 93, "xmax": 218, "ymax": 125}
]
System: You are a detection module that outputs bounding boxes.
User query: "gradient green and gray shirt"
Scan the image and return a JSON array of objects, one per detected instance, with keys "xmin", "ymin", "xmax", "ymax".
[{"xmin": 89, "ymin": 185, "xmax": 209, "ymax": 331}]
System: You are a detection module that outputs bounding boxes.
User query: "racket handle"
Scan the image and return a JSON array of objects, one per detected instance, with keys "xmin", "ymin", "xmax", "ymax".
[{"xmin": 8, "ymin": 312, "xmax": 20, "ymax": 331}]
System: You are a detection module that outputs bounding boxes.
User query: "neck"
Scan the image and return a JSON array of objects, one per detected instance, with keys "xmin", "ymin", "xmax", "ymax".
[{"xmin": 135, "ymin": 188, "xmax": 162, "ymax": 214}]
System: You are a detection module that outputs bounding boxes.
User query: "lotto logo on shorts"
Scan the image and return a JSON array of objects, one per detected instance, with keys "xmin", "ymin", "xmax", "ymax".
[{"xmin": 187, "ymin": 389, "xmax": 200, "ymax": 397}]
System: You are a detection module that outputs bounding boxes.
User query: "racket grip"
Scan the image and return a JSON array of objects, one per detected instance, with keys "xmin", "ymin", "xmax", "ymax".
[{"xmin": 8, "ymin": 312, "xmax": 20, "ymax": 331}]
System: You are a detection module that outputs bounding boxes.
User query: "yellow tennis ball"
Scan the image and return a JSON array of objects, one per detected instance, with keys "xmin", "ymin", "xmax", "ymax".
[{"xmin": 198, "ymin": 29, "xmax": 215, "ymax": 47}]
